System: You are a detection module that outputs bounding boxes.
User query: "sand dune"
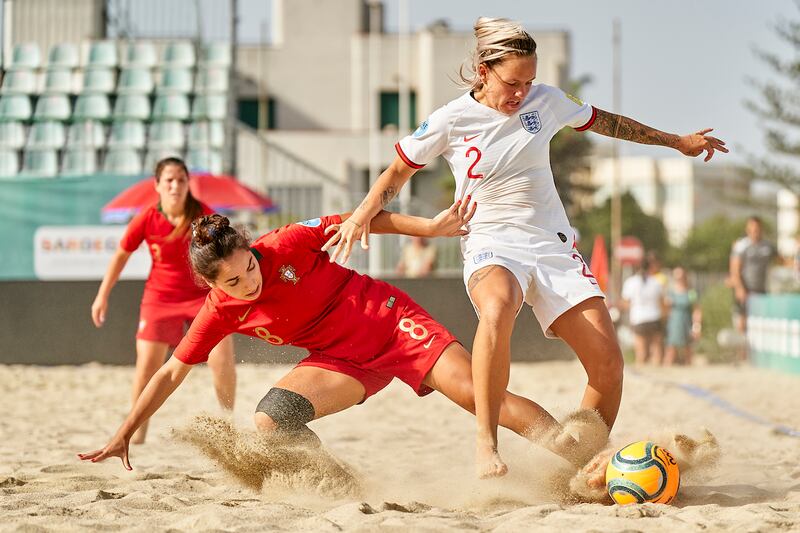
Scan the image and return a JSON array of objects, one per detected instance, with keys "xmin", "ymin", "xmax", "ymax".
[{"xmin": 1, "ymin": 360, "xmax": 799, "ymax": 531}]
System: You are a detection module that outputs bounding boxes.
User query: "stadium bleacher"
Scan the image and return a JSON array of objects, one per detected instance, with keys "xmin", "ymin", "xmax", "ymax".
[{"xmin": 0, "ymin": 40, "xmax": 228, "ymax": 178}]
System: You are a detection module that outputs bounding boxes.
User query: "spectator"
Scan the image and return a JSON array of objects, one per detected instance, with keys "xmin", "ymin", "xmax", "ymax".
[
  {"xmin": 396, "ymin": 236, "xmax": 437, "ymax": 278},
  {"xmin": 622, "ymin": 255, "xmax": 666, "ymax": 366},
  {"xmin": 728, "ymin": 216, "xmax": 777, "ymax": 359},
  {"xmin": 646, "ymin": 251, "xmax": 669, "ymax": 289},
  {"xmin": 664, "ymin": 267, "xmax": 702, "ymax": 366}
]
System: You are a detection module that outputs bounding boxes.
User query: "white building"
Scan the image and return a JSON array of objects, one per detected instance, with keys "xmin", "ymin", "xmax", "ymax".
[
  {"xmin": 589, "ymin": 156, "xmax": 759, "ymax": 245},
  {"xmin": 5, "ymin": 0, "xmax": 574, "ymax": 273},
  {"xmin": 235, "ymin": 0, "xmax": 573, "ymax": 214}
]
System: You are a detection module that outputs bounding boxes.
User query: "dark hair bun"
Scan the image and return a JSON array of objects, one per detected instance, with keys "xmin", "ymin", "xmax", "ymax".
[{"xmin": 191, "ymin": 214, "xmax": 231, "ymax": 245}]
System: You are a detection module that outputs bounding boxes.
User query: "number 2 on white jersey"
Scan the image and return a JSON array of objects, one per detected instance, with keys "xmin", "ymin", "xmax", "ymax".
[{"xmin": 466, "ymin": 147, "xmax": 484, "ymax": 179}]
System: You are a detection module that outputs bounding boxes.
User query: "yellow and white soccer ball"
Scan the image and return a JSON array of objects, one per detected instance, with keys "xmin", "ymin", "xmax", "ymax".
[{"xmin": 605, "ymin": 440, "xmax": 680, "ymax": 505}]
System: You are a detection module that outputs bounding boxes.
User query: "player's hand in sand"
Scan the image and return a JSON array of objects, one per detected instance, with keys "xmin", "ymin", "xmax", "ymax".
[
  {"xmin": 78, "ymin": 435, "xmax": 132, "ymax": 471},
  {"xmin": 675, "ymin": 128, "xmax": 728, "ymax": 162},
  {"xmin": 91, "ymin": 296, "xmax": 108, "ymax": 327},
  {"xmin": 428, "ymin": 196, "xmax": 477, "ymax": 237}
]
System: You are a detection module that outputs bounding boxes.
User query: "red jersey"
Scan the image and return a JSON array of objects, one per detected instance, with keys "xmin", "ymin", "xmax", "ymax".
[
  {"xmin": 173, "ymin": 215, "xmax": 413, "ymax": 365},
  {"xmin": 120, "ymin": 203, "xmax": 213, "ymax": 304}
]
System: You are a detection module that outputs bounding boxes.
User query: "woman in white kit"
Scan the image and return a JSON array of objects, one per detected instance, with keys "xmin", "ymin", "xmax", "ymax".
[{"xmin": 324, "ymin": 17, "xmax": 727, "ymax": 478}]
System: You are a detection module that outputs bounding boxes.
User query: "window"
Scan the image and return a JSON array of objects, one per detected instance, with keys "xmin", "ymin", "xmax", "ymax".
[
  {"xmin": 237, "ymin": 97, "xmax": 276, "ymax": 129},
  {"xmin": 380, "ymin": 91, "xmax": 416, "ymax": 129}
]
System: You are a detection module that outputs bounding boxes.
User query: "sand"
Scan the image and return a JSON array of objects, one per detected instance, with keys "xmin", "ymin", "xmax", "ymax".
[{"xmin": 1, "ymin": 360, "xmax": 799, "ymax": 532}]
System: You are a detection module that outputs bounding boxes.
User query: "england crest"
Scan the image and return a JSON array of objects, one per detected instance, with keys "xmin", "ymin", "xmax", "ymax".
[{"xmin": 519, "ymin": 111, "xmax": 541, "ymax": 134}]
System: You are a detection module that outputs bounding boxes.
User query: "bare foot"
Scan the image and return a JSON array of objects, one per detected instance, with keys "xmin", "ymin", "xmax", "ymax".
[
  {"xmin": 568, "ymin": 448, "xmax": 614, "ymax": 503},
  {"xmin": 476, "ymin": 443, "xmax": 508, "ymax": 479}
]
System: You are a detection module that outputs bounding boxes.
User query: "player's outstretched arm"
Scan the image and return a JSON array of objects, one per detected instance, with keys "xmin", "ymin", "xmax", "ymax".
[
  {"xmin": 337, "ymin": 197, "xmax": 477, "ymax": 239},
  {"xmin": 322, "ymin": 156, "xmax": 419, "ymax": 264},
  {"xmin": 588, "ymin": 107, "xmax": 728, "ymax": 162},
  {"xmin": 91, "ymin": 247, "xmax": 132, "ymax": 327},
  {"xmin": 78, "ymin": 356, "xmax": 193, "ymax": 470}
]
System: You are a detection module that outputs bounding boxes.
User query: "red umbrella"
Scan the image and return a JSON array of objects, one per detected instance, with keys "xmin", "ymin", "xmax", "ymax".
[{"xmin": 101, "ymin": 173, "xmax": 277, "ymax": 223}]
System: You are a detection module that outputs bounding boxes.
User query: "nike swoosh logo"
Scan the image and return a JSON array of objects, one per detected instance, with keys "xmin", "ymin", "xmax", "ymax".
[
  {"xmin": 238, "ymin": 307, "xmax": 252, "ymax": 322},
  {"xmin": 423, "ymin": 335, "xmax": 435, "ymax": 349},
  {"xmin": 463, "ymin": 134, "xmax": 480, "ymax": 142}
]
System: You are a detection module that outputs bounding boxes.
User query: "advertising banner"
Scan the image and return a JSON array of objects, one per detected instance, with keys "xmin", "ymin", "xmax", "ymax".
[
  {"xmin": 0, "ymin": 173, "xmax": 144, "ymax": 279},
  {"xmin": 33, "ymin": 226, "xmax": 151, "ymax": 280},
  {"xmin": 747, "ymin": 294, "xmax": 800, "ymax": 375}
]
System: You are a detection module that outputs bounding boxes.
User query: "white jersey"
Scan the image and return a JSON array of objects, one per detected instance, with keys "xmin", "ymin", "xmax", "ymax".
[{"xmin": 397, "ymin": 84, "xmax": 596, "ymax": 251}]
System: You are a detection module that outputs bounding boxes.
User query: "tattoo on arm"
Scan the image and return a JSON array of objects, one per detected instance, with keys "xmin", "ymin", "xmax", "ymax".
[
  {"xmin": 380, "ymin": 186, "xmax": 397, "ymax": 207},
  {"xmin": 590, "ymin": 108, "xmax": 679, "ymax": 148},
  {"xmin": 468, "ymin": 265, "xmax": 497, "ymax": 292},
  {"xmin": 352, "ymin": 185, "xmax": 398, "ymax": 220}
]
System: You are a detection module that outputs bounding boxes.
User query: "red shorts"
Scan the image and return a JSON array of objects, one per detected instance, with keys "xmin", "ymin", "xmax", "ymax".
[
  {"xmin": 296, "ymin": 298, "xmax": 458, "ymax": 401},
  {"xmin": 137, "ymin": 296, "xmax": 206, "ymax": 346}
]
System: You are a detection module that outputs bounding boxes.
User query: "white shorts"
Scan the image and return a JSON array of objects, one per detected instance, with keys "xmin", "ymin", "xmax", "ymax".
[{"xmin": 462, "ymin": 238, "xmax": 605, "ymax": 339}]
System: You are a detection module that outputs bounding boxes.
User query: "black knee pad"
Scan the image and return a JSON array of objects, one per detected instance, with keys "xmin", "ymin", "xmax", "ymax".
[{"xmin": 255, "ymin": 388, "xmax": 315, "ymax": 430}]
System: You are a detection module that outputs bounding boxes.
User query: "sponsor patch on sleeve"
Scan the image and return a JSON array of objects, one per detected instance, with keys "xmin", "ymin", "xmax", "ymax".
[
  {"xmin": 297, "ymin": 218, "xmax": 322, "ymax": 227},
  {"xmin": 412, "ymin": 120, "xmax": 429, "ymax": 138}
]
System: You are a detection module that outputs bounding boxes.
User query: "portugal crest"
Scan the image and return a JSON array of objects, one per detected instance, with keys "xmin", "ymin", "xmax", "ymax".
[
  {"xmin": 279, "ymin": 265, "xmax": 300, "ymax": 284},
  {"xmin": 519, "ymin": 111, "xmax": 541, "ymax": 134}
]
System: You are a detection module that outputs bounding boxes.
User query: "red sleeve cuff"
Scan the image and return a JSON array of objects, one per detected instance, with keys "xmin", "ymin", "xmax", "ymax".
[
  {"xmin": 395, "ymin": 143, "xmax": 425, "ymax": 169},
  {"xmin": 574, "ymin": 106, "xmax": 597, "ymax": 131}
]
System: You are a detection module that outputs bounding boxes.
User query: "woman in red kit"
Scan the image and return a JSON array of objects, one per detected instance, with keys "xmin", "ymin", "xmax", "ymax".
[
  {"xmin": 91, "ymin": 157, "xmax": 236, "ymax": 444},
  {"xmin": 80, "ymin": 204, "xmax": 597, "ymax": 471}
]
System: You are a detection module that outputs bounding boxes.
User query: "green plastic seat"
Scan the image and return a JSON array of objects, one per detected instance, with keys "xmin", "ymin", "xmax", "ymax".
[
  {"xmin": 47, "ymin": 43, "xmax": 79, "ymax": 69},
  {"xmin": 122, "ymin": 41, "xmax": 157, "ymax": 68},
  {"xmin": 112, "ymin": 95, "xmax": 151, "ymax": 121},
  {"xmin": 148, "ymin": 121, "xmax": 185, "ymax": 148},
  {"xmin": 33, "ymin": 95, "xmax": 70, "ymax": 121},
  {"xmin": 161, "ymin": 41, "xmax": 195, "ymax": 68},
  {"xmin": 61, "ymin": 148, "xmax": 98, "ymax": 175},
  {"xmin": 156, "ymin": 68, "xmax": 193, "ymax": 94},
  {"xmin": 1, "ymin": 70, "xmax": 38, "ymax": 95},
  {"xmin": 0, "ymin": 121, "xmax": 26, "ymax": 149},
  {"xmin": 84, "ymin": 41, "xmax": 118, "ymax": 69},
  {"xmin": 0, "ymin": 95, "xmax": 33, "ymax": 121},
  {"xmin": 117, "ymin": 68, "xmax": 154, "ymax": 95},
  {"xmin": 152, "ymin": 94, "xmax": 189, "ymax": 121},
  {"xmin": 81, "ymin": 69, "xmax": 116, "ymax": 94},
  {"xmin": 187, "ymin": 121, "xmax": 224, "ymax": 148},
  {"xmin": 108, "ymin": 120, "xmax": 145, "ymax": 149},
  {"xmin": 194, "ymin": 67, "xmax": 229, "ymax": 94},
  {"xmin": 27, "ymin": 121, "xmax": 66, "ymax": 149},
  {"xmin": 73, "ymin": 94, "xmax": 110, "ymax": 121},
  {"xmin": 201, "ymin": 42, "xmax": 231, "ymax": 67},
  {"xmin": 187, "ymin": 147, "xmax": 222, "ymax": 174},
  {"xmin": 20, "ymin": 149, "xmax": 58, "ymax": 177},
  {"xmin": 9, "ymin": 43, "xmax": 42, "ymax": 70},
  {"xmin": 0, "ymin": 150, "xmax": 20, "ymax": 176},
  {"xmin": 42, "ymin": 69, "xmax": 74, "ymax": 94},
  {"xmin": 103, "ymin": 148, "xmax": 143, "ymax": 175},
  {"xmin": 67, "ymin": 121, "xmax": 106, "ymax": 149},
  {"xmin": 191, "ymin": 95, "xmax": 226, "ymax": 121}
]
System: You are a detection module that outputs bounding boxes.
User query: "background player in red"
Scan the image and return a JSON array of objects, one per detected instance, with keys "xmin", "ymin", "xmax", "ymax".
[
  {"xmin": 91, "ymin": 157, "xmax": 236, "ymax": 444},
  {"xmin": 79, "ymin": 205, "xmax": 604, "ymax": 472},
  {"xmin": 323, "ymin": 17, "xmax": 728, "ymax": 478}
]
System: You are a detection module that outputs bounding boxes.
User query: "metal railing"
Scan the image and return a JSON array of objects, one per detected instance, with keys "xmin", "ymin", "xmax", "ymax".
[{"xmin": 236, "ymin": 124, "xmax": 463, "ymax": 278}]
